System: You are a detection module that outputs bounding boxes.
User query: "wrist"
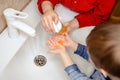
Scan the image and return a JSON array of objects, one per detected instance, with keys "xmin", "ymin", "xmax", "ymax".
[
  {"xmin": 69, "ymin": 41, "xmax": 78, "ymax": 51},
  {"xmin": 59, "ymin": 51, "xmax": 74, "ymax": 67},
  {"xmin": 41, "ymin": 1, "xmax": 53, "ymax": 13},
  {"xmin": 74, "ymin": 18, "xmax": 79, "ymax": 28},
  {"xmin": 71, "ymin": 19, "xmax": 79, "ymax": 30},
  {"xmin": 67, "ymin": 19, "xmax": 79, "ymax": 32},
  {"xmin": 59, "ymin": 50, "xmax": 68, "ymax": 56}
]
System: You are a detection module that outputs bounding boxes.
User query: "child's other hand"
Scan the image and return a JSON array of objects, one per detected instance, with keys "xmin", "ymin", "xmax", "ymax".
[
  {"xmin": 63, "ymin": 33, "xmax": 74, "ymax": 47},
  {"xmin": 63, "ymin": 33, "xmax": 78, "ymax": 51}
]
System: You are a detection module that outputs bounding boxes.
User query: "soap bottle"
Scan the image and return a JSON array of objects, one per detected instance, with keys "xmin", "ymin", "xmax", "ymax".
[
  {"xmin": 53, "ymin": 20, "xmax": 67, "ymax": 35},
  {"xmin": 53, "ymin": 20, "xmax": 68, "ymax": 47}
]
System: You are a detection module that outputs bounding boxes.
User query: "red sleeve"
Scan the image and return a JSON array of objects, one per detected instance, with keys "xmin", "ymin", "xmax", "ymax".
[
  {"xmin": 37, "ymin": 0, "xmax": 59, "ymax": 14},
  {"xmin": 75, "ymin": 0, "xmax": 116, "ymax": 28}
]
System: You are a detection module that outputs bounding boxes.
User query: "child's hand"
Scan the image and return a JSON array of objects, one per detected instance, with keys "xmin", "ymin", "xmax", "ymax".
[
  {"xmin": 47, "ymin": 35, "xmax": 74, "ymax": 67},
  {"xmin": 47, "ymin": 34, "xmax": 74, "ymax": 48},
  {"xmin": 62, "ymin": 33, "xmax": 78, "ymax": 51},
  {"xmin": 47, "ymin": 33, "xmax": 78, "ymax": 51},
  {"xmin": 47, "ymin": 37, "xmax": 67, "ymax": 55}
]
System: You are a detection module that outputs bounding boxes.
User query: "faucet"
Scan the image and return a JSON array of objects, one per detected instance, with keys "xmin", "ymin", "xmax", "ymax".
[{"xmin": 3, "ymin": 8, "xmax": 36, "ymax": 38}]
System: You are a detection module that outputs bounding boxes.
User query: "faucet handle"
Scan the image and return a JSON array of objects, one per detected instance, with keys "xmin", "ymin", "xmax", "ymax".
[{"xmin": 3, "ymin": 8, "xmax": 28, "ymax": 19}]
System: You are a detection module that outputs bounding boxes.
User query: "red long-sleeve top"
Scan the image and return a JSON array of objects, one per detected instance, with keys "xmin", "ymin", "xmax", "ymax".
[{"xmin": 37, "ymin": 0, "xmax": 116, "ymax": 28}]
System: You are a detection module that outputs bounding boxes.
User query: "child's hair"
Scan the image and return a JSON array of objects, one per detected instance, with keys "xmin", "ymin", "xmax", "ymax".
[
  {"xmin": 87, "ymin": 1, "xmax": 120, "ymax": 78},
  {"xmin": 86, "ymin": 22, "xmax": 120, "ymax": 78}
]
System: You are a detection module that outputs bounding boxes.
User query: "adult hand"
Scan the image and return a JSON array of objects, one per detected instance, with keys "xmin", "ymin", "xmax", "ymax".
[
  {"xmin": 41, "ymin": 10, "xmax": 59, "ymax": 33},
  {"xmin": 63, "ymin": 18, "xmax": 79, "ymax": 33}
]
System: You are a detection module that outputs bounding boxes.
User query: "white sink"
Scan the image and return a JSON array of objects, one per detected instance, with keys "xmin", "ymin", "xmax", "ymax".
[
  {"xmin": 0, "ymin": 3, "xmax": 95, "ymax": 80},
  {"xmin": 0, "ymin": 22, "xmax": 95, "ymax": 80}
]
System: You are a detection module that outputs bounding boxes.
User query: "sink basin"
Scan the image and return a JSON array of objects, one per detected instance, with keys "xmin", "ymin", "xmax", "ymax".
[
  {"xmin": 0, "ymin": 4, "xmax": 95, "ymax": 80},
  {"xmin": 0, "ymin": 23, "xmax": 95, "ymax": 80}
]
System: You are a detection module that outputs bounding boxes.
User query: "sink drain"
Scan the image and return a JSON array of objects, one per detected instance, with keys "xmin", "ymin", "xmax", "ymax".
[{"xmin": 34, "ymin": 55, "xmax": 47, "ymax": 67}]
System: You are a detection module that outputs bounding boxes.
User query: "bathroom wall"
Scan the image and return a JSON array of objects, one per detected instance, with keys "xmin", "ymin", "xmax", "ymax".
[{"xmin": 0, "ymin": 0, "xmax": 31, "ymax": 34}]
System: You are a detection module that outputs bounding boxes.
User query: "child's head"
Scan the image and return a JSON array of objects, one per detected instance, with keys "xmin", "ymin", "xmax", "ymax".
[{"xmin": 86, "ymin": 22, "xmax": 120, "ymax": 79}]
